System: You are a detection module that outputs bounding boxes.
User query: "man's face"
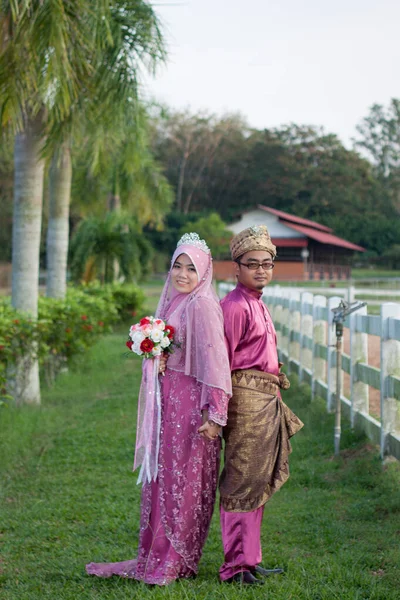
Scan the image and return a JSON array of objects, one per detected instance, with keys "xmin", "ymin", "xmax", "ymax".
[{"xmin": 234, "ymin": 250, "xmax": 274, "ymax": 291}]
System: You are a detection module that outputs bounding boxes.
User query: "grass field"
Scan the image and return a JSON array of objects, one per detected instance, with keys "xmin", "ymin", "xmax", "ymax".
[
  {"xmin": 1, "ymin": 321, "xmax": 400, "ymax": 599},
  {"xmin": 352, "ymin": 269, "xmax": 400, "ymax": 280}
]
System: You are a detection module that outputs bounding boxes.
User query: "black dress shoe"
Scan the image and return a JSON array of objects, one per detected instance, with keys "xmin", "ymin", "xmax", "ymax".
[
  {"xmin": 252, "ymin": 565, "xmax": 284, "ymax": 577},
  {"xmin": 225, "ymin": 571, "xmax": 264, "ymax": 585}
]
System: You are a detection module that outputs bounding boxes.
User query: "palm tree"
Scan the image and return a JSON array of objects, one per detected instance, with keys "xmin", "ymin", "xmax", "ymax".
[
  {"xmin": 1, "ymin": 1, "xmax": 157, "ymax": 403},
  {"xmin": 46, "ymin": 142, "xmax": 72, "ymax": 298},
  {"xmin": 1, "ymin": 1, "xmax": 168, "ymax": 403},
  {"xmin": 71, "ymin": 103, "xmax": 173, "ymax": 223},
  {"xmin": 1, "ymin": 0, "xmax": 101, "ymax": 403},
  {"xmin": 45, "ymin": 0, "xmax": 167, "ymax": 299},
  {"xmin": 69, "ymin": 212, "xmax": 153, "ymax": 284}
]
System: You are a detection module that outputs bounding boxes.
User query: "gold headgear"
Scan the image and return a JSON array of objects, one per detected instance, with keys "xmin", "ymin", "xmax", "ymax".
[{"xmin": 230, "ymin": 225, "xmax": 276, "ymax": 261}]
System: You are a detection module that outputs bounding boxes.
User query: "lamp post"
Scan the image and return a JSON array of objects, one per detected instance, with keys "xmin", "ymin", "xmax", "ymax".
[{"xmin": 301, "ymin": 247, "xmax": 310, "ymax": 280}]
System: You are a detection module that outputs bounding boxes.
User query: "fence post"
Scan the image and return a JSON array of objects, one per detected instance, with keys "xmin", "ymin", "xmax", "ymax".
[
  {"xmin": 350, "ymin": 305, "xmax": 369, "ymax": 426},
  {"xmin": 268, "ymin": 285, "xmax": 280, "ymax": 322},
  {"xmin": 347, "ymin": 284, "xmax": 355, "ymax": 303},
  {"xmin": 327, "ymin": 296, "xmax": 343, "ymax": 412},
  {"xmin": 274, "ymin": 290, "xmax": 284, "ymax": 357},
  {"xmin": 380, "ymin": 303, "xmax": 400, "ymax": 457},
  {"xmin": 289, "ymin": 291, "xmax": 301, "ymax": 372},
  {"xmin": 312, "ymin": 295, "xmax": 327, "ymax": 399},
  {"xmin": 280, "ymin": 289, "xmax": 290, "ymax": 367},
  {"xmin": 299, "ymin": 292, "xmax": 313, "ymax": 384}
]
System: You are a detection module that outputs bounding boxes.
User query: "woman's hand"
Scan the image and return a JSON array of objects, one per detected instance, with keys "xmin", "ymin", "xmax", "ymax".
[
  {"xmin": 198, "ymin": 410, "xmax": 221, "ymax": 440},
  {"xmin": 159, "ymin": 353, "xmax": 168, "ymax": 375}
]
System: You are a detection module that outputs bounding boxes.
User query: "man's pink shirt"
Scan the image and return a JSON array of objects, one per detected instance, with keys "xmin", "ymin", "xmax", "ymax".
[{"xmin": 220, "ymin": 282, "xmax": 279, "ymax": 375}]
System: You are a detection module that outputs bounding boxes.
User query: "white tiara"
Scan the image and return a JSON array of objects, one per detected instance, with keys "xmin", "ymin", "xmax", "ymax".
[{"xmin": 177, "ymin": 232, "xmax": 210, "ymax": 254}]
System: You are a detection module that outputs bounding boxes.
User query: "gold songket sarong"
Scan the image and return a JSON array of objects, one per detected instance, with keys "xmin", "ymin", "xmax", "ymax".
[{"xmin": 220, "ymin": 369, "xmax": 304, "ymax": 512}]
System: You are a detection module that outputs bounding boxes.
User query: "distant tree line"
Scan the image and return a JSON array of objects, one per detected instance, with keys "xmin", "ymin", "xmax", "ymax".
[{"xmin": 148, "ymin": 104, "xmax": 400, "ymax": 258}]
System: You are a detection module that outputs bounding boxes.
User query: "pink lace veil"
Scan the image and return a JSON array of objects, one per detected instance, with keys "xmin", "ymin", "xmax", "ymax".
[{"xmin": 134, "ymin": 233, "xmax": 232, "ymax": 484}]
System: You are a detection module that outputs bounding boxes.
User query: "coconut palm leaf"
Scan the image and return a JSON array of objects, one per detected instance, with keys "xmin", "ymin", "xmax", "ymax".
[{"xmin": 69, "ymin": 212, "xmax": 153, "ymax": 283}]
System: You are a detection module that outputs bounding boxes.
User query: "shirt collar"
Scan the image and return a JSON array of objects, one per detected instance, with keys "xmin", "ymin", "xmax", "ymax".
[{"xmin": 237, "ymin": 281, "xmax": 263, "ymax": 300}]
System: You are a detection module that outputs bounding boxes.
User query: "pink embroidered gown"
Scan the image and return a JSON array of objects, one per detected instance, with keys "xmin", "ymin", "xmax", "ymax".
[{"xmin": 86, "ymin": 256, "xmax": 230, "ymax": 585}]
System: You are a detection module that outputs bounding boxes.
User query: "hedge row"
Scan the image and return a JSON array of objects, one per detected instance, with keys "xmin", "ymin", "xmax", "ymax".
[{"xmin": 0, "ymin": 284, "xmax": 144, "ymax": 403}]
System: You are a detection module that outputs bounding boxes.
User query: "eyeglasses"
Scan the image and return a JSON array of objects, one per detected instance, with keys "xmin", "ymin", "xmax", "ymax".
[{"xmin": 237, "ymin": 261, "xmax": 275, "ymax": 271}]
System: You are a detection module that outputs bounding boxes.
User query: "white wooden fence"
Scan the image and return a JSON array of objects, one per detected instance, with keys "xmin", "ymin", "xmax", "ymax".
[{"xmin": 218, "ymin": 283, "xmax": 400, "ymax": 460}]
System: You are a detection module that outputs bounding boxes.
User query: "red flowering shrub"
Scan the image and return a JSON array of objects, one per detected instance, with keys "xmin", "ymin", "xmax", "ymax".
[{"xmin": 0, "ymin": 282, "xmax": 145, "ymax": 402}]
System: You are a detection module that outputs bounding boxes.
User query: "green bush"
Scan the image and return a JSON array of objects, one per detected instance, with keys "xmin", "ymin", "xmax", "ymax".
[
  {"xmin": 0, "ymin": 283, "xmax": 144, "ymax": 401},
  {"xmin": 0, "ymin": 301, "xmax": 37, "ymax": 406},
  {"xmin": 74, "ymin": 282, "xmax": 145, "ymax": 321}
]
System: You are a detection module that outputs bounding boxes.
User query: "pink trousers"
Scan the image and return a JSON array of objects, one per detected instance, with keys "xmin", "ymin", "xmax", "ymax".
[{"xmin": 219, "ymin": 504, "xmax": 264, "ymax": 580}]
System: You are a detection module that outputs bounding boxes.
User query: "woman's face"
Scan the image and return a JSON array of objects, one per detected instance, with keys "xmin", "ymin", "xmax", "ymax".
[{"xmin": 171, "ymin": 253, "xmax": 198, "ymax": 294}]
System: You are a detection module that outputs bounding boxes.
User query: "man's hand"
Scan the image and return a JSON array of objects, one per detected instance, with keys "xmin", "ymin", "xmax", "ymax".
[{"xmin": 198, "ymin": 410, "xmax": 221, "ymax": 440}]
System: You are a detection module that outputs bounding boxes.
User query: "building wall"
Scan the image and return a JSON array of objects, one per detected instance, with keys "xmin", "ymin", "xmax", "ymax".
[
  {"xmin": 213, "ymin": 260, "xmax": 351, "ymax": 281},
  {"xmin": 213, "ymin": 260, "xmax": 305, "ymax": 281},
  {"xmin": 213, "ymin": 261, "xmax": 236, "ymax": 281},
  {"xmin": 274, "ymin": 262, "xmax": 305, "ymax": 280},
  {"xmin": 0, "ymin": 262, "xmax": 12, "ymax": 289}
]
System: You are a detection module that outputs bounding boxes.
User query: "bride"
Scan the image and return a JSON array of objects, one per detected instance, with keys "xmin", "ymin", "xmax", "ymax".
[{"xmin": 86, "ymin": 233, "xmax": 232, "ymax": 585}]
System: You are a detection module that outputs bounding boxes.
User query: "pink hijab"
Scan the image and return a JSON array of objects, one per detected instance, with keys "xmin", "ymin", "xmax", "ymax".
[{"xmin": 134, "ymin": 233, "xmax": 232, "ymax": 484}]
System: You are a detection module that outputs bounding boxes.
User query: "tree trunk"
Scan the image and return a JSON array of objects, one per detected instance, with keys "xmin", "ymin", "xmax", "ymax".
[
  {"xmin": 176, "ymin": 139, "xmax": 190, "ymax": 212},
  {"xmin": 107, "ymin": 169, "xmax": 121, "ymax": 281},
  {"xmin": 107, "ymin": 192, "xmax": 121, "ymax": 212},
  {"xmin": 107, "ymin": 167, "xmax": 121, "ymax": 213},
  {"xmin": 183, "ymin": 134, "xmax": 223, "ymax": 214},
  {"xmin": 11, "ymin": 114, "xmax": 45, "ymax": 405},
  {"xmin": 46, "ymin": 144, "xmax": 72, "ymax": 298}
]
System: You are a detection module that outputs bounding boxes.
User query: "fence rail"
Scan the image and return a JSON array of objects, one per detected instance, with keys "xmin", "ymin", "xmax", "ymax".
[{"xmin": 218, "ymin": 283, "xmax": 400, "ymax": 460}]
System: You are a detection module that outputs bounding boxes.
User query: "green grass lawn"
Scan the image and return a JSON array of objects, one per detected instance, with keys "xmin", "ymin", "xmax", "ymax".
[
  {"xmin": 352, "ymin": 269, "xmax": 400, "ymax": 279},
  {"xmin": 1, "ymin": 327, "xmax": 400, "ymax": 599}
]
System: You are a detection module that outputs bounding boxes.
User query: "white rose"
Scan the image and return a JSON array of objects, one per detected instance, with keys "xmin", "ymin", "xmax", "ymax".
[
  {"xmin": 152, "ymin": 346, "xmax": 162, "ymax": 356},
  {"xmin": 133, "ymin": 342, "xmax": 143, "ymax": 355},
  {"xmin": 132, "ymin": 330, "xmax": 145, "ymax": 344},
  {"xmin": 160, "ymin": 336, "xmax": 171, "ymax": 349},
  {"xmin": 150, "ymin": 329, "xmax": 163, "ymax": 343}
]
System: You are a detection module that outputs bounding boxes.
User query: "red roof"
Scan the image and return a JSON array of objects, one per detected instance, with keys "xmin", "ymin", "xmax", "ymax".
[
  {"xmin": 271, "ymin": 237, "xmax": 308, "ymax": 247},
  {"xmin": 283, "ymin": 222, "xmax": 365, "ymax": 252},
  {"xmin": 257, "ymin": 205, "xmax": 333, "ymax": 233}
]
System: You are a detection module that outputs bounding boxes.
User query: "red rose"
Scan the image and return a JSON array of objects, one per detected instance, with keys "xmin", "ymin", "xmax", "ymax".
[
  {"xmin": 126, "ymin": 340, "xmax": 133, "ymax": 350},
  {"xmin": 165, "ymin": 325, "xmax": 175, "ymax": 339},
  {"xmin": 81, "ymin": 315, "xmax": 87, "ymax": 321},
  {"xmin": 140, "ymin": 317, "xmax": 151, "ymax": 326},
  {"xmin": 98, "ymin": 321, "xmax": 104, "ymax": 327},
  {"xmin": 140, "ymin": 338, "xmax": 155, "ymax": 353}
]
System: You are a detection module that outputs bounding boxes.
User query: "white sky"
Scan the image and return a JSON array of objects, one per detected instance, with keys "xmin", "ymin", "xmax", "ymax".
[{"xmin": 143, "ymin": 0, "xmax": 400, "ymax": 146}]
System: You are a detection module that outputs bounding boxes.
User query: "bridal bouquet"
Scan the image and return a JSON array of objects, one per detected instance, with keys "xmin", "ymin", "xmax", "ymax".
[{"xmin": 126, "ymin": 316, "xmax": 175, "ymax": 359}]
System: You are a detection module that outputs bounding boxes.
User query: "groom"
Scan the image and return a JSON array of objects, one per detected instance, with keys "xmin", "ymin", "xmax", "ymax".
[{"xmin": 219, "ymin": 225, "xmax": 304, "ymax": 585}]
